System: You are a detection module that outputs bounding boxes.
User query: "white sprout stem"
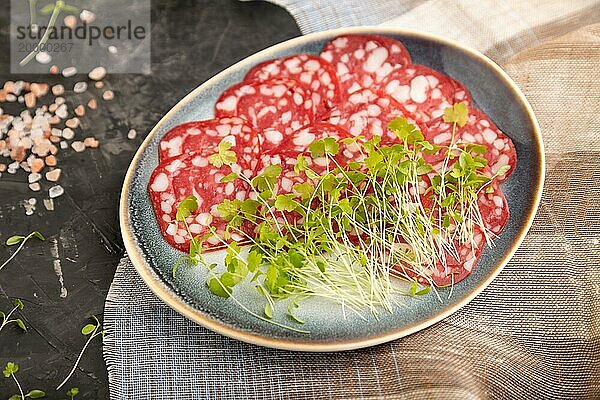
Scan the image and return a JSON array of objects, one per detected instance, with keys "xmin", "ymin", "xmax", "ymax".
[
  {"xmin": 0, "ymin": 232, "xmax": 37, "ymax": 272},
  {"xmin": 56, "ymin": 328, "xmax": 102, "ymax": 390},
  {"xmin": 20, "ymin": 2, "xmax": 62, "ymax": 66},
  {"xmin": 12, "ymin": 373, "xmax": 24, "ymax": 400},
  {"xmin": 28, "ymin": 0, "xmax": 38, "ymax": 27},
  {"xmin": 0, "ymin": 305, "xmax": 20, "ymax": 332}
]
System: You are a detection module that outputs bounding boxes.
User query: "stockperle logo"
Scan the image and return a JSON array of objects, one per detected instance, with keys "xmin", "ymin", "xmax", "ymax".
[{"xmin": 10, "ymin": 0, "xmax": 151, "ymax": 74}]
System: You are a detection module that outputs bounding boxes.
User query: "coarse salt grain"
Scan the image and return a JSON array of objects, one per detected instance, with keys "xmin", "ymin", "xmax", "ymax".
[
  {"xmin": 88, "ymin": 66, "xmax": 106, "ymax": 81},
  {"xmin": 35, "ymin": 51, "xmax": 51, "ymax": 64},
  {"xmin": 64, "ymin": 15, "xmax": 77, "ymax": 28},
  {"xmin": 45, "ymin": 155, "xmax": 57, "ymax": 166},
  {"xmin": 62, "ymin": 128, "xmax": 75, "ymax": 140},
  {"xmin": 28, "ymin": 173, "xmax": 41, "ymax": 183},
  {"xmin": 52, "ymin": 84, "xmax": 64, "ymax": 96},
  {"xmin": 83, "ymin": 137, "xmax": 99, "ymax": 148},
  {"xmin": 65, "ymin": 118, "xmax": 79, "ymax": 129},
  {"xmin": 55, "ymin": 104, "xmax": 68, "ymax": 119},
  {"xmin": 49, "ymin": 185, "xmax": 64, "ymax": 198},
  {"xmin": 43, "ymin": 198, "xmax": 54, "ymax": 210},
  {"xmin": 62, "ymin": 67, "xmax": 77, "ymax": 77},
  {"xmin": 73, "ymin": 82, "xmax": 88, "ymax": 93},
  {"xmin": 102, "ymin": 90, "xmax": 114, "ymax": 101},
  {"xmin": 80, "ymin": 10, "xmax": 96, "ymax": 24},
  {"xmin": 71, "ymin": 141, "xmax": 85, "ymax": 152},
  {"xmin": 45, "ymin": 168, "xmax": 61, "ymax": 182}
]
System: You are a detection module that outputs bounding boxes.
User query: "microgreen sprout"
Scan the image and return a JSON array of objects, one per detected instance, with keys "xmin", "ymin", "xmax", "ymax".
[
  {"xmin": 20, "ymin": 0, "xmax": 79, "ymax": 66},
  {"xmin": 173, "ymin": 102, "xmax": 502, "ymax": 328},
  {"xmin": 56, "ymin": 316, "xmax": 103, "ymax": 391},
  {"xmin": 65, "ymin": 387, "xmax": 79, "ymax": 399},
  {"xmin": 0, "ymin": 298, "xmax": 27, "ymax": 333},
  {"xmin": 4, "ymin": 362, "xmax": 46, "ymax": 399},
  {"xmin": 0, "ymin": 231, "xmax": 45, "ymax": 272}
]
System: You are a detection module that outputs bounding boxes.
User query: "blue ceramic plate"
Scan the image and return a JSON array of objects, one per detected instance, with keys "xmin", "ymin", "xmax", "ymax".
[{"xmin": 120, "ymin": 27, "xmax": 544, "ymax": 351}]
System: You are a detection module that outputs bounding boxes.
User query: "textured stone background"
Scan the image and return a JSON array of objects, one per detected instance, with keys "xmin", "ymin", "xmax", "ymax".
[{"xmin": 0, "ymin": 1, "xmax": 299, "ymax": 398}]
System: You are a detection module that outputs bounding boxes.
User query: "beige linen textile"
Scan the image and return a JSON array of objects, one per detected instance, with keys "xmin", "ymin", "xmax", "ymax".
[{"xmin": 104, "ymin": 3, "xmax": 600, "ymax": 399}]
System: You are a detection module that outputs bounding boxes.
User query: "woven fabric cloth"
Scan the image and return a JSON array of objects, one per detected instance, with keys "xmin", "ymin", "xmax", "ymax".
[{"xmin": 103, "ymin": 2, "xmax": 600, "ymax": 398}]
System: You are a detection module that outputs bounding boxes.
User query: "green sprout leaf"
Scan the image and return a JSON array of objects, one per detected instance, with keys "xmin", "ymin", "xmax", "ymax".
[
  {"xmin": 274, "ymin": 194, "xmax": 297, "ymax": 212},
  {"xmin": 175, "ymin": 195, "xmax": 198, "ymax": 222},
  {"xmin": 26, "ymin": 389, "xmax": 46, "ymax": 398},
  {"xmin": 496, "ymin": 164, "xmax": 511, "ymax": 177},
  {"xmin": 207, "ymin": 278, "xmax": 231, "ymax": 298},
  {"xmin": 4, "ymin": 362, "xmax": 18, "ymax": 377},
  {"xmin": 264, "ymin": 302, "xmax": 273, "ymax": 319},
  {"xmin": 309, "ymin": 138, "xmax": 339, "ymax": 157},
  {"xmin": 81, "ymin": 324, "xmax": 96, "ymax": 335},
  {"xmin": 6, "ymin": 236, "xmax": 25, "ymax": 246},
  {"xmin": 15, "ymin": 319, "xmax": 26, "ymax": 331},
  {"xmin": 209, "ymin": 139, "xmax": 237, "ymax": 168},
  {"xmin": 14, "ymin": 298, "xmax": 24, "ymax": 310},
  {"xmin": 220, "ymin": 172, "xmax": 239, "ymax": 183},
  {"xmin": 39, "ymin": 4, "xmax": 56, "ymax": 14},
  {"xmin": 443, "ymin": 102, "xmax": 469, "ymax": 127}
]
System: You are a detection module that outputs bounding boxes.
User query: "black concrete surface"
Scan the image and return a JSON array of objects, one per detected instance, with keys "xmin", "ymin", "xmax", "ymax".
[{"xmin": 0, "ymin": 1, "xmax": 300, "ymax": 398}]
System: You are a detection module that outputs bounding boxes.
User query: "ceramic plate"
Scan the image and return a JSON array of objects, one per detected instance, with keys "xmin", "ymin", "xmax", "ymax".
[{"xmin": 120, "ymin": 27, "xmax": 544, "ymax": 351}]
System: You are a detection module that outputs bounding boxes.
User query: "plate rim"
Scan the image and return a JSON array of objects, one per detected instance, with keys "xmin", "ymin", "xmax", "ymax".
[{"xmin": 120, "ymin": 26, "xmax": 545, "ymax": 352}]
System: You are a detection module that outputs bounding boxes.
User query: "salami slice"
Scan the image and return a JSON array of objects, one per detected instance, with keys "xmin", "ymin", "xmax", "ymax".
[
  {"xmin": 214, "ymin": 78, "xmax": 314, "ymax": 152},
  {"xmin": 148, "ymin": 153, "xmax": 251, "ymax": 252},
  {"xmin": 424, "ymin": 109, "xmax": 517, "ymax": 180},
  {"xmin": 323, "ymin": 88, "xmax": 423, "ymax": 145},
  {"xmin": 158, "ymin": 117, "xmax": 261, "ymax": 172},
  {"xmin": 374, "ymin": 64, "xmax": 471, "ymax": 123},
  {"xmin": 244, "ymin": 54, "xmax": 341, "ymax": 118},
  {"xmin": 320, "ymin": 34, "xmax": 411, "ymax": 98}
]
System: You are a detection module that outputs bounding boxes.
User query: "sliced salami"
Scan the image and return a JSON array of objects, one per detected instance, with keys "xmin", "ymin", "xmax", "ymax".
[
  {"xmin": 214, "ymin": 78, "xmax": 314, "ymax": 152},
  {"xmin": 424, "ymin": 109, "xmax": 517, "ymax": 180},
  {"xmin": 374, "ymin": 64, "xmax": 471, "ymax": 123},
  {"xmin": 158, "ymin": 117, "xmax": 261, "ymax": 172},
  {"xmin": 323, "ymin": 88, "xmax": 423, "ymax": 145},
  {"xmin": 320, "ymin": 34, "xmax": 411, "ymax": 98},
  {"xmin": 148, "ymin": 153, "xmax": 251, "ymax": 252},
  {"xmin": 244, "ymin": 54, "xmax": 341, "ymax": 118}
]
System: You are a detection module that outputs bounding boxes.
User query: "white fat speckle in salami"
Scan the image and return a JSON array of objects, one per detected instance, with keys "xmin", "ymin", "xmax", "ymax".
[{"xmin": 151, "ymin": 172, "xmax": 169, "ymax": 192}]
